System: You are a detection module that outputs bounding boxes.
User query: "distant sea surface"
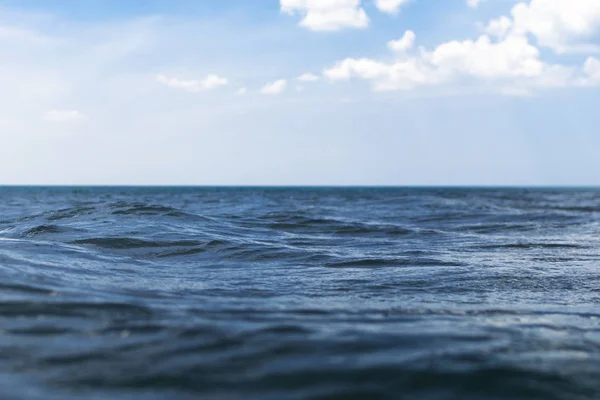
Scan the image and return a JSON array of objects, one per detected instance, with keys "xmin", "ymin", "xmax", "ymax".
[{"xmin": 0, "ymin": 187, "xmax": 599, "ymax": 400}]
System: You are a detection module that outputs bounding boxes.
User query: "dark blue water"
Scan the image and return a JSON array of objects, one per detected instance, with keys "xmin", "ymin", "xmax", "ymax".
[{"xmin": 0, "ymin": 187, "xmax": 599, "ymax": 399}]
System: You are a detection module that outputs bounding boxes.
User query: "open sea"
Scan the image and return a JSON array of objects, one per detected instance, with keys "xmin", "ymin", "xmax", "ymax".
[{"xmin": 0, "ymin": 187, "xmax": 599, "ymax": 400}]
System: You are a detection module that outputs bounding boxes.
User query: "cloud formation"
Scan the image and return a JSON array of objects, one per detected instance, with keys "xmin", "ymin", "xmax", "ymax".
[
  {"xmin": 583, "ymin": 57, "xmax": 600, "ymax": 85},
  {"xmin": 491, "ymin": 0, "xmax": 600, "ymax": 53},
  {"xmin": 297, "ymin": 73, "xmax": 320, "ymax": 82},
  {"xmin": 374, "ymin": 0, "xmax": 411, "ymax": 14},
  {"xmin": 280, "ymin": 0, "xmax": 413, "ymax": 31},
  {"xmin": 387, "ymin": 30, "xmax": 416, "ymax": 53},
  {"xmin": 156, "ymin": 74, "xmax": 229, "ymax": 92},
  {"xmin": 280, "ymin": 0, "xmax": 368, "ymax": 31},
  {"xmin": 324, "ymin": 30, "xmax": 587, "ymax": 93},
  {"xmin": 261, "ymin": 79, "xmax": 288, "ymax": 95},
  {"xmin": 467, "ymin": 0, "xmax": 485, "ymax": 9}
]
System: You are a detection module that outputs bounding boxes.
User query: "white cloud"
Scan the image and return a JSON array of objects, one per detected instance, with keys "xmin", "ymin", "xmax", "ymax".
[
  {"xmin": 324, "ymin": 58, "xmax": 390, "ymax": 81},
  {"xmin": 387, "ymin": 30, "xmax": 416, "ymax": 53},
  {"xmin": 261, "ymin": 79, "xmax": 287, "ymax": 95},
  {"xmin": 485, "ymin": 16, "xmax": 513, "ymax": 38},
  {"xmin": 157, "ymin": 75, "xmax": 201, "ymax": 92},
  {"xmin": 280, "ymin": 0, "xmax": 411, "ymax": 30},
  {"xmin": 201, "ymin": 74, "xmax": 229, "ymax": 90},
  {"xmin": 297, "ymin": 73, "xmax": 320, "ymax": 82},
  {"xmin": 493, "ymin": 0, "xmax": 600, "ymax": 53},
  {"xmin": 236, "ymin": 87, "xmax": 248, "ymax": 95},
  {"xmin": 324, "ymin": 57, "xmax": 441, "ymax": 91},
  {"xmin": 584, "ymin": 57, "xmax": 600, "ymax": 77},
  {"xmin": 430, "ymin": 35, "xmax": 544, "ymax": 80},
  {"xmin": 583, "ymin": 57, "xmax": 600, "ymax": 85},
  {"xmin": 528, "ymin": 64, "xmax": 575, "ymax": 88},
  {"xmin": 325, "ymin": 32, "xmax": 578, "ymax": 93},
  {"xmin": 467, "ymin": 0, "xmax": 485, "ymax": 9},
  {"xmin": 280, "ymin": 0, "xmax": 369, "ymax": 31},
  {"xmin": 43, "ymin": 110, "xmax": 87, "ymax": 123},
  {"xmin": 156, "ymin": 74, "xmax": 228, "ymax": 92},
  {"xmin": 374, "ymin": 0, "xmax": 410, "ymax": 14}
]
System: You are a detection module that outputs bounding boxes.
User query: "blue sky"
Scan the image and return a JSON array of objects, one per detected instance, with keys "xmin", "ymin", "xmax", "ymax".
[{"xmin": 1, "ymin": 0, "xmax": 599, "ymax": 185}]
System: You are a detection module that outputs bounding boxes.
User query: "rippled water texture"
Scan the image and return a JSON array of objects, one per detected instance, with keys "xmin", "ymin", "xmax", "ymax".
[{"xmin": 0, "ymin": 187, "xmax": 599, "ymax": 399}]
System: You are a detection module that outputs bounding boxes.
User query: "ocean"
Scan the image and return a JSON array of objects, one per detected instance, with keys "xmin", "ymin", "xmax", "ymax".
[{"xmin": 0, "ymin": 187, "xmax": 599, "ymax": 399}]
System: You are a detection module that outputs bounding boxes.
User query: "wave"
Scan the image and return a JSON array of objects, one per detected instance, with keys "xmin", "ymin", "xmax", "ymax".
[
  {"xmin": 0, "ymin": 302, "xmax": 154, "ymax": 325},
  {"xmin": 70, "ymin": 237, "xmax": 205, "ymax": 250},
  {"xmin": 21, "ymin": 224, "xmax": 65, "ymax": 237},
  {"xmin": 473, "ymin": 243, "xmax": 586, "ymax": 250},
  {"xmin": 257, "ymin": 213, "xmax": 419, "ymax": 236},
  {"xmin": 326, "ymin": 258, "xmax": 465, "ymax": 268},
  {"xmin": 46, "ymin": 206, "xmax": 97, "ymax": 221},
  {"xmin": 109, "ymin": 202, "xmax": 192, "ymax": 217},
  {"xmin": 453, "ymin": 223, "xmax": 538, "ymax": 234}
]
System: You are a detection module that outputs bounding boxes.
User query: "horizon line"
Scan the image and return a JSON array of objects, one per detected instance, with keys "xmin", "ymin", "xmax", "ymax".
[{"xmin": 1, "ymin": 185, "xmax": 599, "ymax": 189}]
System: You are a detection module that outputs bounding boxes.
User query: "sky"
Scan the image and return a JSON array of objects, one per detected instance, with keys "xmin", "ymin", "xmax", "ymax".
[{"xmin": 1, "ymin": 0, "xmax": 599, "ymax": 186}]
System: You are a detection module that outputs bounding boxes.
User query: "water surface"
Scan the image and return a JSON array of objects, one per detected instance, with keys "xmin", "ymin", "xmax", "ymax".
[{"xmin": 0, "ymin": 187, "xmax": 599, "ymax": 399}]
